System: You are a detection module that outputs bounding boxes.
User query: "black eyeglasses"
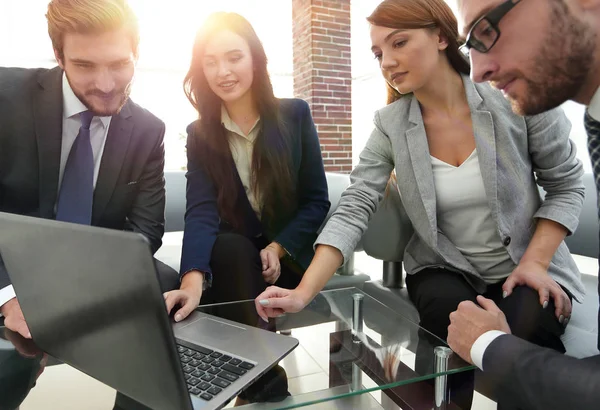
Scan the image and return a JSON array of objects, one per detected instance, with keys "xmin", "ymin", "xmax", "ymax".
[{"xmin": 460, "ymin": 0, "xmax": 522, "ymax": 58}]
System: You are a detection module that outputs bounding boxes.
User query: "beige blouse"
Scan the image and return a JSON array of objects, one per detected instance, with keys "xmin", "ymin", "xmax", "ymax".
[{"xmin": 221, "ymin": 106, "xmax": 262, "ymax": 216}]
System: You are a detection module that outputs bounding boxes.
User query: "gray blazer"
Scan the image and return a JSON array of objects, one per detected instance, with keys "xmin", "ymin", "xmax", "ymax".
[{"xmin": 317, "ymin": 75, "xmax": 586, "ymax": 301}]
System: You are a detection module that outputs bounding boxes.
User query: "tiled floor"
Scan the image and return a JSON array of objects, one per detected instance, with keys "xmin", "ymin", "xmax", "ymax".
[
  {"xmin": 23, "ymin": 358, "xmax": 496, "ymax": 410},
  {"xmin": 20, "ymin": 365, "xmax": 116, "ymax": 410}
]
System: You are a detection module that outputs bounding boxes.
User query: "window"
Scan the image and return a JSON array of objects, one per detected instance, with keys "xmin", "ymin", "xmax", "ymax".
[
  {"xmin": 0, "ymin": 0, "xmax": 592, "ymax": 172},
  {"xmin": 0, "ymin": 0, "xmax": 293, "ymax": 170}
]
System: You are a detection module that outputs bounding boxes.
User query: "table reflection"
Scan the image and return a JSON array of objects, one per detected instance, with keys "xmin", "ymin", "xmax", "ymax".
[{"xmin": 0, "ymin": 328, "xmax": 47, "ymax": 410}]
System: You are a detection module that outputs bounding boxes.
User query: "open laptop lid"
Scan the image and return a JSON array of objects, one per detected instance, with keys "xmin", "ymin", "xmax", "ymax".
[{"xmin": 0, "ymin": 212, "xmax": 192, "ymax": 410}]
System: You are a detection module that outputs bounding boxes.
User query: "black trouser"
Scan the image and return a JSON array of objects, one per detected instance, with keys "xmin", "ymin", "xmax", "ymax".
[
  {"xmin": 198, "ymin": 233, "xmax": 300, "ymax": 404},
  {"xmin": 201, "ymin": 233, "xmax": 303, "ymax": 305},
  {"xmin": 154, "ymin": 258, "xmax": 180, "ymax": 293},
  {"xmin": 406, "ymin": 268, "xmax": 567, "ymax": 410}
]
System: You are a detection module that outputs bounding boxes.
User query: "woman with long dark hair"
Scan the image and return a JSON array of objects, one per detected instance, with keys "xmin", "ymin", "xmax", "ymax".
[
  {"xmin": 256, "ymin": 0, "xmax": 585, "ymax": 407},
  {"xmin": 164, "ymin": 12, "xmax": 329, "ymax": 322}
]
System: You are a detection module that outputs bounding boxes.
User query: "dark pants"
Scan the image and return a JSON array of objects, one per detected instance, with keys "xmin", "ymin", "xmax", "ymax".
[
  {"xmin": 201, "ymin": 233, "xmax": 303, "ymax": 305},
  {"xmin": 406, "ymin": 268, "xmax": 567, "ymax": 410},
  {"xmin": 198, "ymin": 233, "xmax": 300, "ymax": 404},
  {"xmin": 154, "ymin": 258, "xmax": 180, "ymax": 293}
]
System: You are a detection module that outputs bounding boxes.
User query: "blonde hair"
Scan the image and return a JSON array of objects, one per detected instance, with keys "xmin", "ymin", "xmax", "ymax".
[{"xmin": 47, "ymin": 0, "xmax": 140, "ymax": 60}]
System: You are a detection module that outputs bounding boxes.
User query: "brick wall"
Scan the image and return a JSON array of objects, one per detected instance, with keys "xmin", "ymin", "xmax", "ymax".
[{"xmin": 292, "ymin": 0, "xmax": 352, "ymax": 173}]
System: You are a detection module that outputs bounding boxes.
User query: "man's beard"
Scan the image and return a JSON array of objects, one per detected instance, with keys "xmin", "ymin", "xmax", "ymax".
[
  {"xmin": 66, "ymin": 73, "xmax": 132, "ymax": 116},
  {"xmin": 509, "ymin": 2, "xmax": 596, "ymax": 116}
]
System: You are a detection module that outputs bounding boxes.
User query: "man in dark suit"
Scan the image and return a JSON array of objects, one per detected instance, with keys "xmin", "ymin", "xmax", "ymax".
[
  {"xmin": 446, "ymin": 0, "xmax": 600, "ymax": 408},
  {"xmin": 0, "ymin": 0, "xmax": 178, "ymax": 339}
]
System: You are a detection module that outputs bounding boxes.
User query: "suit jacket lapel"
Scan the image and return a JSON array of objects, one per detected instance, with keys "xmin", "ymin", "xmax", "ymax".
[
  {"xmin": 33, "ymin": 67, "xmax": 64, "ymax": 219},
  {"xmin": 92, "ymin": 102, "xmax": 133, "ymax": 222},
  {"xmin": 463, "ymin": 76, "xmax": 499, "ymax": 223},
  {"xmin": 405, "ymin": 96, "xmax": 438, "ymax": 244}
]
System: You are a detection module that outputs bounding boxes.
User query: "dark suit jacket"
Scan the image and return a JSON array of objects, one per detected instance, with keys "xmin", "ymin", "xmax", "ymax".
[
  {"xmin": 482, "ymin": 277, "xmax": 600, "ymax": 410},
  {"xmin": 180, "ymin": 98, "xmax": 330, "ymax": 281},
  {"xmin": 0, "ymin": 66, "xmax": 166, "ymax": 289}
]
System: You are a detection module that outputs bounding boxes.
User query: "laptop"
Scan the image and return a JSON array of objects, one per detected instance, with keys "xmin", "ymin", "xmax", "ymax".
[{"xmin": 0, "ymin": 212, "xmax": 298, "ymax": 410}]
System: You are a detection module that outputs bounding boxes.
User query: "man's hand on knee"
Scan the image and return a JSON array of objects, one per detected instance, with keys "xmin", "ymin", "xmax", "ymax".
[
  {"xmin": 448, "ymin": 296, "xmax": 511, "ymax": 364},
  {"xmin": 0, "ymin": 298, "xmax": 31, "ymax": 339}
]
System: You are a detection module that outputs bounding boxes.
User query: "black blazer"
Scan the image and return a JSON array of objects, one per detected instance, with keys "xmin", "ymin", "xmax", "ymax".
[
  {"xmin": 0, "ymin": 66, "xmax": 166, "ymax": 289},
  {"xmin": 481, "ymin": 278, "xmax": 600, "ymax": 410},
  {"xmin": 180, "ymin": 98, "xmax": 330, "ymax": 281}
]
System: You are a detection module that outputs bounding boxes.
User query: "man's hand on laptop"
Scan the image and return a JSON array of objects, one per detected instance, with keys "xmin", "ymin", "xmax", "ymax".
[
  {"xmin": 0, "ymin": 298, "xmax": 31, "ymax": 339},
  {"xmin": 163, "ymin": 270, "xmax": 204, "ymax": 322}
]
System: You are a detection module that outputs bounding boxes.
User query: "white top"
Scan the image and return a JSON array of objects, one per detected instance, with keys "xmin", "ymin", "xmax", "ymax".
[
  {"xmin": 431, "ymin": 148, "xmax": 516, "ymax": 283},
  {"xmin": 0, "ymin": 74, "xmax": 112, "ymax": 311},
  {"xmin": 470, "ymin": 85, "xmax": 600, "ymax": 370},
  {"xmin": 221, "ymin": 106, "xmax": 262, "ymax": 216}
]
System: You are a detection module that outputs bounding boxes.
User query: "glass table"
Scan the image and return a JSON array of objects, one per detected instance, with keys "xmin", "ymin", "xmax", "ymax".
[{"xmin": 0, "ymin": 286, "xmax": 474, "ymax": 409}]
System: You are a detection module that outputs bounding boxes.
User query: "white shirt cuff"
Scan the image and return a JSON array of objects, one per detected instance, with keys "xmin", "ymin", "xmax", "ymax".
[
  {"xmin": 0, "ymin": 285, "xmax": 16, "ymax": 317},
  {"xmin": 470, "ymin": 330, "xmax": 506, "ymax": 370}
]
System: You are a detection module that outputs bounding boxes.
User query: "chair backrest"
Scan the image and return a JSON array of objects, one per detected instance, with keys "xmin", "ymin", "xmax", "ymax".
[
  {"xmin": 164, "ymin": 171, "xmax": 186, "ymax": 233},
  {"xmin": 165, "ymin": 170, "xmax": 599, "ymax": 260},
  {"xmin": 360, "ymin": 182, "xmax": 414, "ymax": 262},
  {"xmin": 358, "ymin": 172, "xmax": 599, "ymax": 262},
  {"xmin": 164, "ymin": 171, "xmax": 354, "ymax": 234},
  {"xmin": 324, "ymin": 173, "xmax": 351, "ymax": 218}
]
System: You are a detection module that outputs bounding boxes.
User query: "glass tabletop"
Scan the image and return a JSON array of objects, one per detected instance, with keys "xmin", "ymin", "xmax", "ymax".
[
  {"xmin": 0, "ymin": 286, "xmax": 474, "ymax": 410},
  {"xmin": 196, "ymin": 287, "xmax": 474, "ymax": 409}
]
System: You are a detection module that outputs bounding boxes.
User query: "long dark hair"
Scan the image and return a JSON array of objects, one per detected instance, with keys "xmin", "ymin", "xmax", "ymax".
[
  {"xmin": 184, "ymin": 12, "xmax": 295, "ymax": 229},
  {"xmin": 367, "ymin": 0, "xmax": 470, "ymax": 104}
]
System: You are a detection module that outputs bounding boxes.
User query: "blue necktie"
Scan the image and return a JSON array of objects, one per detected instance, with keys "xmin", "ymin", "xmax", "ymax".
[
  {"xmin": 584, "ymin": 111, "xmax": 600, "ymax": 351},
  {"xmin": 56, "ymin": 110, "xmax": 95, "ymax": 225}
]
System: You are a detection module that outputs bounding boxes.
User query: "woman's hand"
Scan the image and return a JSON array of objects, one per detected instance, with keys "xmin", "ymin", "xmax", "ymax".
[
  {"xmin": 163, "ymin": 271, "xmax": 204, "ymax": 322},
  {"xmin": 255, "ymin": 244, "xmax": 343, "ymax": 321},
  {"xmin": 260, "ymin": 242, "xmax": 286, "ymax": 284},
  {"xmin": 255, "ymin": 286, "xmax": 309, "ymax": 322},
  {"xmin": 503, "ymin": 261, "xmax": 572, "ymax": 325}
]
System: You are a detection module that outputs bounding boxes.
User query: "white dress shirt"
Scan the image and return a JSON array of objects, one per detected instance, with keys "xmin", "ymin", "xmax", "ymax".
[
  {"xmin": 470, "ymin": 86, "xmax": 600, "ymax": 370},
  {"xmin": 0, "ymin": 74, "xmax": 111, "ymax": 311}
]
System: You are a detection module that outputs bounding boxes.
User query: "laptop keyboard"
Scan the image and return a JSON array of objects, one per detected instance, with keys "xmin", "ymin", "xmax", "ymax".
[{"xmin": 177, "ymin": 344, "xmax": 255, "ymax": 402}]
